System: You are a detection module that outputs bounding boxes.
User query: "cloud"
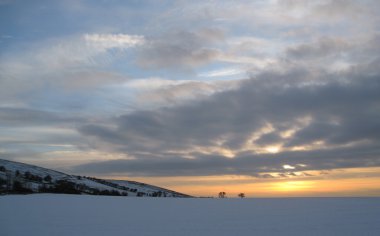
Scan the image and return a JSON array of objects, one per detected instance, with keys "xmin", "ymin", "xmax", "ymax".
[
  {"xmin": 82, "ymin": 71, "xmax": 380, "ymax": 150},
  {"xmin": 0, "ymin": 107, "xmax": 84, "ymax": 127},
  {"xmin": 77, "ymin": 55, "xmax": 380, "ymax": 176},
  {"xmin": 123, "ymin": 77, "xmax": 243, "ymax": 109},
  {"xmin": 254, "ymin": 132, "xmax": 283, "ymax": 146},
  {"xmin": 0, "ymin": 107, "xmax": 85, "ymax": 155},
  {"xmin": 276, "ymin": 0, "xmax": 376, "ymax": 24},
  {"xmin": 0, "ymin": 33, "xmax": 143, "ymax": 108},
  {"xmin": 2, "ymin": 0, "xmax": 380, "ymax": 181},
  {"xmin": 286, "ymin": 37, "xmax": 350, "ymax": 60},
  {"xmin": 279, "ymin": 34, "xmax": 380, "ymax": 75},
  {"xmin": 137, "ymin": 29, "xmax": 223, "ymax": 70},
  {"xmin": 73, "ymin": 143, "xmax": 380, "ymax": 177},
  {"xmin": 310, "ymin": 0, "xmax": 372, "ymax": 19},
  {"xmin": 84, "ymin": 33, "xmax": 145, "ymax": 51},
  {"xmin": 199, "ymin": 67, "xmax": 243, "ymax": 78},
  {"xmin": 0, "ymin": 33, "xmax": 144, "ymax": 74}
]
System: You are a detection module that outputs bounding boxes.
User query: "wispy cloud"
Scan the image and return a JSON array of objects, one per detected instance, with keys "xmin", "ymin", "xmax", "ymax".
[
  {"xmin": 124, "ymin": 77, "xmax": 243, "ymax": 109},
  {"xmin": 0, "ymin": 33, "xmax": 145, "ymax": 109},
  {"xmin": 84, "ymin": 33, "xmax": 145, "ymax": 50},
  {"xmin": 199, "ymin": 68, "xmax": 243, "ymax": 78},
  {"xmin": 137, "ymin": 29, "xmax": 223, "ymax": 70}
]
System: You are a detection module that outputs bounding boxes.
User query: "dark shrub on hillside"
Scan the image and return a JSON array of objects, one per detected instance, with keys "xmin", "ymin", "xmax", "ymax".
[
  {"xmin": 55, "ymin": 180, "xmax": 81, "ymax": 194},
  {"xmin": 0, "ymin": 178, "xmax": 6, "ymax": 191},
  {"xmin": 13, "ymin": 181, "xmax": 33, "ymax": 193},
  {"xmin": 44, "ymin": 175, "xmax": 52, "ymax": 182},
  {"xmin": 24, "ymin": 171, "xmax": 43, "ymax": 182},
  {"xmin": 98, "ymin": 190, "xmax": 122, "ymax": 196}
]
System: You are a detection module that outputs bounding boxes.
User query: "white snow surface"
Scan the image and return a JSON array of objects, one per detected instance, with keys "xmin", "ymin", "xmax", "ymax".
[{"xmin": 1, "ymin": 194, "xmax": 379, "ymax": 236}]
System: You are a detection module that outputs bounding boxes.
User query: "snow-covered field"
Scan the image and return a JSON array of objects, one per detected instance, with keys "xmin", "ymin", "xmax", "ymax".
[{"xmin": 1, "ymin": 194, "xmax": 380, "ymax": 236}]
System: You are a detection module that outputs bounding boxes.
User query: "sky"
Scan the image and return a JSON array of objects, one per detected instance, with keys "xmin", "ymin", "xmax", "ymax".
[{"xmin": 1, "ymin": 0, "xmax": 380, "ymax": 197}]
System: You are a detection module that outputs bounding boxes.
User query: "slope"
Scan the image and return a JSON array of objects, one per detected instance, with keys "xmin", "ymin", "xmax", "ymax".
[{"xmin": 0, "ymin": 159, "xmax": 191, "ymax": 197}]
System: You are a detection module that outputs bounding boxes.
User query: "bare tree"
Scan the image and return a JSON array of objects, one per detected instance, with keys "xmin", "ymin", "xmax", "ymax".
[
  {"xmin": 238, "ymin": 193, "xmax": 245, "ymax": 198},
  {"xmin": 218, "ymin": 192, "xmax": 226, "ymax": 198}
]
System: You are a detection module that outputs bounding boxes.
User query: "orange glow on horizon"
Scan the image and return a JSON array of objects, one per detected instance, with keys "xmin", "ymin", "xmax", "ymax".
[
  {"xmin": 169, "ymin": 177, "xmax": 380, "ymax": 198},
  {"xmin": 98, "ymin": 167, "xmax": 380, "ymax": 198},
  {"xmin": 273, "ymin": 181, "xmax": 314, "ymax": 192}
]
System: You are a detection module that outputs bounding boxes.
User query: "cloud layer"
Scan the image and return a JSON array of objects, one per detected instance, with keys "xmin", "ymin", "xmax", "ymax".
[
  {"xmin": 77, "ymin": 60, "xmax": 380, "ymax": 176},
  {"xmin": 1, "ymin": 0, "xmax": 380, "ymax": 185}
]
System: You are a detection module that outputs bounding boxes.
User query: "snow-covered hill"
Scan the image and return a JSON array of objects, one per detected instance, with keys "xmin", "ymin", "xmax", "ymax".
[{"xmin": 0, "ymin": 159, "xmax": 191, "ymax": 197}]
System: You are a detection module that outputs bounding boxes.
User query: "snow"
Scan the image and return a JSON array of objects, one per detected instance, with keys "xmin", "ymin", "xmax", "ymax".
[
  {"xmin": 1, "ymin": 194, "xmax": 379, "ymax": 236},
  {"xmin": 0, "ymin": 159, "xmax": 68, "ymax": 181},
  {"xmin": 109, "ymin": 179, "xmax": 187, "ymax": 197}
]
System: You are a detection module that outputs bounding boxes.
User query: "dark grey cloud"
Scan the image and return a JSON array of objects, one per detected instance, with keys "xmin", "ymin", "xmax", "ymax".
[
  {"xmin": 136, "ymin": 29, "xmax": 223, "ymax": 70},
  {"xmin": 286, "ymin": 37, "xmax": 350, "ymax": 60},
  {"xmin": 77, "ymin": 56, "xmax": 380, "ymax": 176},
  {"xmin": 133, "ymin": 79, "xmax": 241, "ymax": 108},
  {"xmin": 0, "ymin": 107, "xmax": 86, "ymax": 158},
  {"xmin": 80, "ymin": 66, "xmax": 380, "ymax": 150},
  {"xmin": 0, "ymin": 107, "xmax": 84, "ymax": 127},
  {"xmin": 73, "ymin": 143, "xmax": 380, "ymax": 177},
  {"xmin": 283, "ymin": 34, "xmax": 380, "ymax": 72},
  {"xmin": 255, "ymin": 132, "xmax": 283, "ymax": 146},
  {"xmin": 279, "ymin": 0, "xmax": 377, "ymax": 22},
  {"xmin": 311, "ymin": 0, "xmax": 375, "ymax": 19}
]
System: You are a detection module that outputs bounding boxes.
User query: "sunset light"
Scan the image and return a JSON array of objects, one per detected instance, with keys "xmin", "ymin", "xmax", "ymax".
[
  {"xmin": 2, "ymin": 1, "xmax": 380, "ymax": 235},
  {"xmin": 1, "ymin": 0, "xmax": 380, "ymax": 199}
]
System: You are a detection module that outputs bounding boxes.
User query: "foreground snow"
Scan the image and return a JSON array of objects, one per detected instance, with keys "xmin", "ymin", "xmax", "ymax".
[{"xmin": 1, "ymin": 194, "xmax": 380, "ymax": 236}]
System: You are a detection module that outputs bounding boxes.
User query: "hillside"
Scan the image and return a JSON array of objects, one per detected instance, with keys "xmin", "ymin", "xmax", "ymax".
[{"xmin": 0, "ymin": 159, "xmax": 191, "ymax": 197}]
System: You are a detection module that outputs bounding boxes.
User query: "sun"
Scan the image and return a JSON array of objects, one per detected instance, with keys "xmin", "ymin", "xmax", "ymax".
[
  {"xmin": 274, "ymin": 181, "xmax": 314, "ymax": 192},
  {"xmin": 265, "ymin": 146, "xmax": 281, "ymax": 153}
]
